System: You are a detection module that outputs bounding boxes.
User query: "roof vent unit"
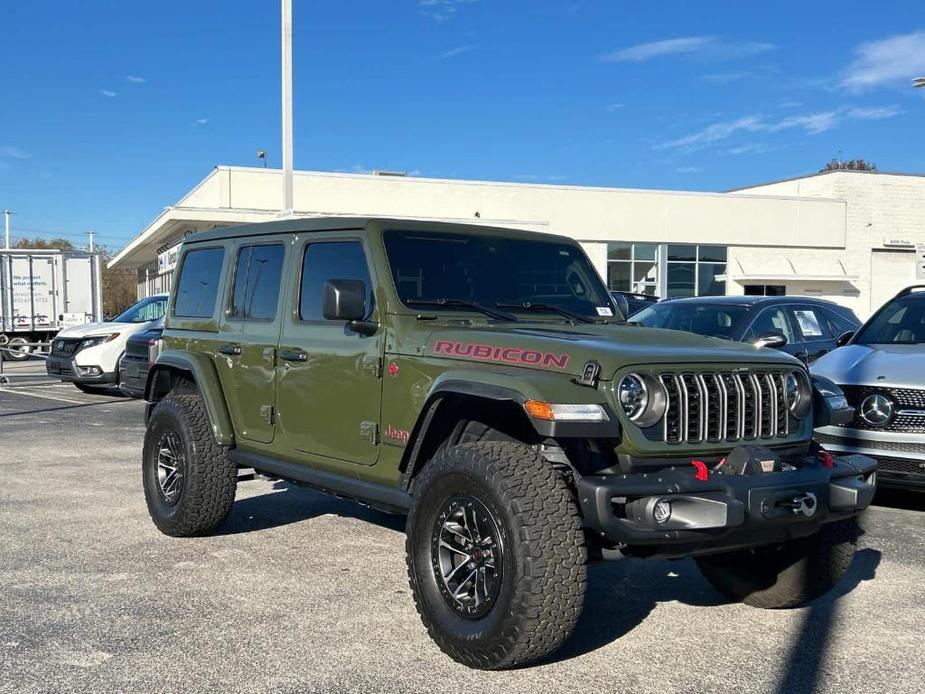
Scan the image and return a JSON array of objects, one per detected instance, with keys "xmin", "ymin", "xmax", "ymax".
[{"xmin": 371, "ymin": 170, "xmax": 408, "ymax": 177}]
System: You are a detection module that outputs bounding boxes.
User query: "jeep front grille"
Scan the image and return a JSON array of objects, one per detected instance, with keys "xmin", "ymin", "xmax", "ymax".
[{"xmin": 656, "ymin": 371, "xmax": 790, "ymax": 444}]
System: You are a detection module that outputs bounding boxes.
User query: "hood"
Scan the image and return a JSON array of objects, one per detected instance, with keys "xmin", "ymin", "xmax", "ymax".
[
  {"xmin": 811, "ymin": 343, "xmax": 925, "ymax": 389},
  {"xmin": 419, "ymin": 321, "xmax": 801, "ymax": 378},
  {"xmin": 56, "ymin": 321, "xmax": 153, "ymax": 339}
]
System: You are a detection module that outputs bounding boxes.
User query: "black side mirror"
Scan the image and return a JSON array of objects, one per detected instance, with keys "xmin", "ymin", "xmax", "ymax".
[
  {"xmin": 323, "ymin": 279, "xmax": 366, "ymax": 321},
  {"xmin": 835, "ymin": 330, "xmax": 855, "ymax": 347},
  {"xmin": 754, "ymin": 331, "xmax": 787, "ymax": 349}
]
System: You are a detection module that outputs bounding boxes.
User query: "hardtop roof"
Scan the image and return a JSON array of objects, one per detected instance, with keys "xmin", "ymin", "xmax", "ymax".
[{"xmin": 183, "ymin": 216, "xmax": 574, "ymax": 246}]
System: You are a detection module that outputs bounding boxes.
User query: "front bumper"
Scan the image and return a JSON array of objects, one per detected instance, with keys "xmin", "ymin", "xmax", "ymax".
[
  {"xmin": 119, "ymin": 357, "xmax": 151, "ymax": 397},
  {"xmin": 46, "ymin": 355, "xmax": 117, "ymax": 384},
  {"xmin": 816, "ymin": 428, "xmax": 925, "ymax": 491},
  {"xmin": 577, "ymin": 451, "xmax": 876, "ymax": 559}
]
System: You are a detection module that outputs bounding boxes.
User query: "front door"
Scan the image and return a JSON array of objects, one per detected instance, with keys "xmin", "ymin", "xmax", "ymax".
[
  {"xmin": 215, "ymin": 239, "xmax": 287, "ymax": 444},
  {"xmin": 276, "ymin": 237, "xmax": 383, "ymax": 465}
]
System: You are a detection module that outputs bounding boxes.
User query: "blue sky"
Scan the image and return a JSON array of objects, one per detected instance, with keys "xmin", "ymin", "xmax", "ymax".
[{"xmin": 2, "ymin": 0, "xmax": 924, "ymax": 251}]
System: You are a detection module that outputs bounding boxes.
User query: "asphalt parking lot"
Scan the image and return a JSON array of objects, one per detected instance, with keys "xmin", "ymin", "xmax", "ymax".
[{"xmin": 1, "ymin": 360, "xmax": 924, "ymax": 694}]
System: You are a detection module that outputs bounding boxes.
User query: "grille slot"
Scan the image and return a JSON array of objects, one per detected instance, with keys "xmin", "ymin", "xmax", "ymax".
[{"xmin": 656, "ymin": 370, "xmax": 790, "ymax": 445}]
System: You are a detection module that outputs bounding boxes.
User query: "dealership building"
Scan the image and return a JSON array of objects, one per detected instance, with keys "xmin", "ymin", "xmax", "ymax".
[{"xmin": 110, "ymin": 166, "xmax": 925, "ymax": 319}]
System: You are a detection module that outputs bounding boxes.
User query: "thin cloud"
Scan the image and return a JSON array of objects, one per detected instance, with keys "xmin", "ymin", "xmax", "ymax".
[
  {"xmin": 840, "ymin": 31, "xmax": 925, "ymax": 92},
  {"xmin": 100, "ymin": 89, "xmax": 117, "ymax": 98},
  {"xmin": 675, "ymin": 166, "xmax": 704, "ymax": 174},
  {"xmin": 0, "ymin": 145, "xmax": 30, "ymax": 159},
  {"xmin": 418, "ymin": 0, "xmax": 477, "ymax": 22},
  {"xmin": 656, "ymin": 105, "xmax": 899, "ymax": 152},
  {"xmin": 726, "ymin": 143, "xmax": 771, "ymax": 156},
  {"xmin": 606, "ymin": 103, "xmax": 625, "ymax": 111},
  {"xmin": 848, "ymin": 105, "xmax": 903, "ymax": 119},
  {"xmin": 438, "ymin": 44, "xmax": 477, "ymax": 59},
  {"xmin": 194, "ymin": 118, "xmax": 209, "ymax": 125},
  {"xmin": 125, "ymin": 75, "xmax": 145, "ymax": 83},
  {"xmin": 601, "ymin": 36, "xmax": 774, "ymax": 63},
  {"xmin": 701, "ymin": 70, "xmax": 753, "ymax": 83}
]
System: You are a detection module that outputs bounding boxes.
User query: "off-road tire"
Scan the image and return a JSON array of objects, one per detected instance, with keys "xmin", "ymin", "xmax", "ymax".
[
  {"xmin": 143, "ymin": 394, "xmax": 237, "ymax": 537},
  {"xmin": 695, "ymin": 517, "xmax": 859, "ymax": 609},
  {"xmin": 406, "ymin": 441, "xmax": 587, "ymax": 669},
  {"xmin": 75, "ymin": 383, "xmax": 108, "ymax": 394}
]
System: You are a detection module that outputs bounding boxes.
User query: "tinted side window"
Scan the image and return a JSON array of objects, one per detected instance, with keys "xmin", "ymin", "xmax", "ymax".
[
  {"xmin": 173, "ymin": 248, "xmax": 225, "ymax": 318},
  {"xmin": 821, "ymin": 307, "xmax": 857, "ymax": 335},
  {"xmin": 299, "ymin": 241, "xmax": 373, "ymax": 321},
  {"xmin": 230, "ymin": 244, "xmax": 285, "ymax": 320},
  {"xmin": 791, "ymin": 307, "xmax": 831, "ymax": 341},
  {"xmin": 743, "ymin": 307, "xmax": 795, "ymax": 343}
]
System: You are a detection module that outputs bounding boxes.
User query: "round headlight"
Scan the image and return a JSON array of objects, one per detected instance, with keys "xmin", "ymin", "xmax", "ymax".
[
  {"xmin": 618, "ymin": 374, "xmax": 648, "ymax": 420},
  {"xmin": 785, "ymin": 371, "xmax": 811, "ymax": 419}
]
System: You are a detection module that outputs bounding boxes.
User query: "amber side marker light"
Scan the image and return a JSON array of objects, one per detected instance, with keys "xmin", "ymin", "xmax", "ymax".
[{"xmin": 523, "ymin": 400, "xmax": 609, "ymax": 422}]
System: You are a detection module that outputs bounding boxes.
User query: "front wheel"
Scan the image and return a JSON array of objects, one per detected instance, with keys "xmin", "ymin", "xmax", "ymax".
[
  {"xmin": 695, "ymin": 517, "xmax": 859, "ymax": 609},
  {"xmin": 406, "ymin": 442, "xmax": 587, "ymax": 669},
  {"xmin": 142, "ymin": 393, "xmax": 237, "ymax": 537}
]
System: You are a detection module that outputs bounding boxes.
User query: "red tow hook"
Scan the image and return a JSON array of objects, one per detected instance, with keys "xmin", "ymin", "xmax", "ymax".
[
  {"xmin": 691, "ymin": 459, "xmax": 709, "ymax": 481},
  {"xmin": 818, "ymin": 450, "xmax": 835, "ymax": 469}
]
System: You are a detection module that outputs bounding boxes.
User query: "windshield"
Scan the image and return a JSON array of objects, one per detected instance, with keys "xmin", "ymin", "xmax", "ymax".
[
  {"xmin": 383, "ymin": 230, "xmax": 620, "ymax": 321},
  {"xmin": 855, "ymin": 294, "xmax": 925, "ymax": 345},
  {"xmin": 113, "ymin": 295, "xmax": 168, "ymax": 324},
  {"xmin": 631, "ymin": 302, "xmax": 749, "ymax": 340}
]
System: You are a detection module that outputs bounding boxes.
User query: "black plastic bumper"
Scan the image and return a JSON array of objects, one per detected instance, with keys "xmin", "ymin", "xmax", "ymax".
[
  {"xmin": 119, "ymin": 357, "xmax": 151, "ymax": 397},
  {"xmin": 46, "ymin": 355, "xmax": 117, "ymax": 384},
  {"xmin": 577, "ymin": 452, "xmax": 877, "ymax": 559}
]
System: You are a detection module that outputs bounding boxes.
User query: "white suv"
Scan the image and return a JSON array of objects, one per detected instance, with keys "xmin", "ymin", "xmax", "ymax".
[{"xmin": 46, "ymin": 294, "xmax": 168, "ymax": 393}]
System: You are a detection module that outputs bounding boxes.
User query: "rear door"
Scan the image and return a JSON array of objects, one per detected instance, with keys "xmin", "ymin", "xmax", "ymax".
[
  {"xmin": 214, "ymin": 238, "xmax": 288, "ymax": 445},
  {"xmin": 789, "ymin": 304, "xmax": 835, "ymax": 364},
  {"xmin": 275, "ymin": 236, "xmax": 383, "ymax": 466}
]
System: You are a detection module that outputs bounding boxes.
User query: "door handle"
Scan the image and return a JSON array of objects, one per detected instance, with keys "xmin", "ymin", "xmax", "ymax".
[
  {"xmin": 279, "ymin": 348, "xmax": 308, "ymax": 362},
  {"xmin": 218, "ymin": 343, "xmax": 242, "ymax": 356}
]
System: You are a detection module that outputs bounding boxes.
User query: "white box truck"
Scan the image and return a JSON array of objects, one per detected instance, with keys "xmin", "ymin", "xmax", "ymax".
[{"xmin": 0, "ymin": 249, "xmax": 103, "ymax": 360}]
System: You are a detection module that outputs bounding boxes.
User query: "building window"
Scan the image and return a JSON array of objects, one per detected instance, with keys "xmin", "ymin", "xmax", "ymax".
[
  {"xmin": 744, "ymin": 284, "xmax": 785, "ymax": 296},
  {"xmin": 666, "ymin": 244, "xmax": 727, "ymax": 298},
  {"xmin": 606, "ymin": 242, "xmax": 659, "ymax": 294}
]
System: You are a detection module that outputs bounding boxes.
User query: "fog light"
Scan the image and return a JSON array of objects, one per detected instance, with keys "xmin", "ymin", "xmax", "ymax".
[{"xmin": 653, "ymin": 499, "xmax": 672, "ymax": 525}]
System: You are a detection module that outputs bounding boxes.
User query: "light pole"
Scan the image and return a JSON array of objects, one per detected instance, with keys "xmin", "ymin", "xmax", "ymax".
[
  {"xmin": 88, "ymin": 230, "xmax": 95, "ymax": 252},
  {"xmin": 2, "ymin": 209, "xmax": 11, "ymax": 249},
  {"xmin": 257, "ymin": 150, "xmax": 268, "ymax": 168},
  {"xmin": 280, "ymin": 0, "xmax": 294, "ymax": 216}
]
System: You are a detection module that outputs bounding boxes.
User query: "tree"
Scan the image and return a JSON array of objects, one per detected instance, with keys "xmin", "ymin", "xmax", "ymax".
[
  {"xmin": 10, "ymin": 238, "xmax": 137, "ymax": 317},
  {"xmin": 820, "ymin": 158, "xmax": 877, "ymax": 172}
]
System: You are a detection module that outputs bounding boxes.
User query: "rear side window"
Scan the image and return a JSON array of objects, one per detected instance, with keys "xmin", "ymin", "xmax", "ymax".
[
  {"xmin": 299, "ymin": 241, "xmax": 373, "ymax": 321},
  {"xmin": 173, "ymin": 248, "xmax": 225, "ymax": 318},
  {"xmin": 792, "ymin": 308, "xmax": 831, "ymax": 341},
  {"xmin": 230, "ymin": 244, "xmax": 285, "ymax": 320}
]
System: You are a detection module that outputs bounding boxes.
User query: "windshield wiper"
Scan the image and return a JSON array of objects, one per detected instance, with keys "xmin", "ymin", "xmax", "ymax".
[
  {"xmin": 405, "ymin": 298, "xmax": 518, "ymax": 321},
  {"xmin": 496, "ymin": 301, "xmax": 596, "ymax": 324}
]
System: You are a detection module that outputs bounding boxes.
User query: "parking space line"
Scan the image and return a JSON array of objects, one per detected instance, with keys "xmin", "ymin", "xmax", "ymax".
[{"xmin": 0, "ymin": 387, "xmax": 85, "ymax": 404}]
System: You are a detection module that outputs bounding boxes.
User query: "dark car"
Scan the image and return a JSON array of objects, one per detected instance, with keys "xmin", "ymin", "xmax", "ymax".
[
  {"xmin": 119, "ymin": 316, "xmax": 164, "ymax": 397},
  {"xmin": 629, "ymin": 295, "xmax": 860, "ymax": 364},
  {"xmin": 609, "ymin": 291, "xmax": 659, "ymax": 318}
]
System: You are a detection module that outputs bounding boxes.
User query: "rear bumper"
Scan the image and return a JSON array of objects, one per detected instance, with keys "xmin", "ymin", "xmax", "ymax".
[
  {"xmin": 46, "ymin": 355, "xmax": 117, "ymax": 384},
  {"xmin": 119, "ymin": 357, "xmax": 150, "ymax": 397},
  {"xmin": 577, "ymin": 452, "xmax": 876, "ymax": 559}
]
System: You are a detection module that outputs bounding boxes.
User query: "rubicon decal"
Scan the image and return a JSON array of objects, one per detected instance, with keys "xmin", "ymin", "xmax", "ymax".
[{"xmin": 433, "ymin": 340, "xmax": 570, "ymax": 370}]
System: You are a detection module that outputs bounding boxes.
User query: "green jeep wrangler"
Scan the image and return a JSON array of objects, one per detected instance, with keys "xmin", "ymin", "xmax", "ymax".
[{"xmin": 143, "ymin": 217, "xmax": 876, "ymax": 669}]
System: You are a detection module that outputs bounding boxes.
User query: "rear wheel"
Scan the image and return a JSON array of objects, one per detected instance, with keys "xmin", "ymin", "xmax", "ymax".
[
  {"xmin": 406, "ymin": 441, "xmax": 586, "ymax": 669},
  {"xmin": 142, "ymin": 393, "xmax": 237, "ymax": 536},
  {"xmin": 4, "ymin": 336, "xmax": 31, "ymax": 361},
  {"xmin": 695, "ymin": 517, "xmax": 859, "ymax": 608}
]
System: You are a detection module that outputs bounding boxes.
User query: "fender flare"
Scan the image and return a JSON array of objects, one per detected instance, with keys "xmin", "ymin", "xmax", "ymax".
[
  {"xmin": 399, "ymin": 373, "xmax": 620, "ymax": 487},
  {"xmin": 145, "ymin": 350, "xmax": 235, "ymax": 446}
]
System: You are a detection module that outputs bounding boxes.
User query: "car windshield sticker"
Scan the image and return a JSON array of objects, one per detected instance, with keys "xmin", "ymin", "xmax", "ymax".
[
  {"xmin": 596, "ymin": 306, "xmax": 613, "ymax": 317},
  {"xmin": 794, "ymin": 310, "xmax": 823, "ymax": 337}
]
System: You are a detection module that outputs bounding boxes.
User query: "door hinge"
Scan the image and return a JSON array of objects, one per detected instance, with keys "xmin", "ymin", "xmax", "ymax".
[
  {"xmin": 360, "ymin": 420, "xmax": 378, "ymax": 444},
  {"xmin": 260, "ymin": 404, "xmax": 275, "ymax": 425},
  {"xmin": 362, "ymin": 355, "xmax": 383, "ymax": 379}
]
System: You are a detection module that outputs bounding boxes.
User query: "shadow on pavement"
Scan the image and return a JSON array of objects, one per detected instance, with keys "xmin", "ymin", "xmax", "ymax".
[
  {"xmin": 775, "ymin": 547, "xmax": 881, "ymax": 694},
  {"xmin": 219, "ymin": 481, "xmax": 406, "ymax": 535},
  {"xmin": 873, "ymin": 487, "xmax": 925, "ymax": 512}
]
